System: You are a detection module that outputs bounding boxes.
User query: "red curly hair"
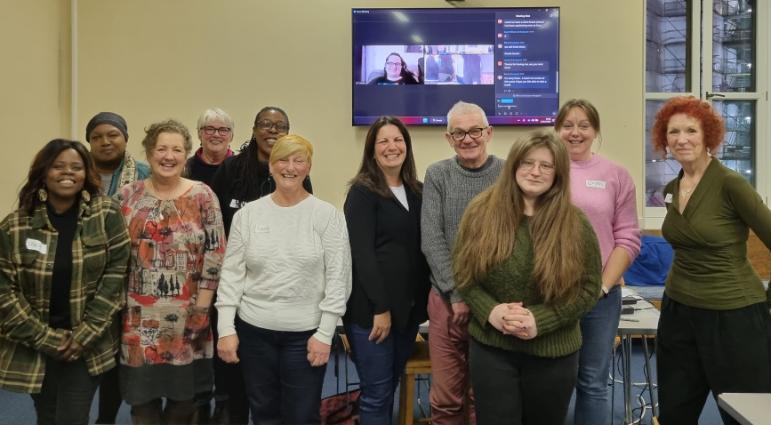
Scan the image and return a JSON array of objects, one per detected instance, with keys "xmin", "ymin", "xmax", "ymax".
[{"xmin": 651, "ymin": 96, "xmax": 725, "ymax": 158}]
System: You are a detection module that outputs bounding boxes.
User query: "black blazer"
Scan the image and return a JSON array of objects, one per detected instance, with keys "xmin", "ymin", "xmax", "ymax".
[{"xmin": 343, "ymin": 183, "xmax": 430, "ymax": 331}]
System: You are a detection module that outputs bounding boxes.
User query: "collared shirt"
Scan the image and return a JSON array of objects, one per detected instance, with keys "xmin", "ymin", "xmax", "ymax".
[{"xmin": 0, "ymin": 196, "xmax": 130, "ymax": 393}]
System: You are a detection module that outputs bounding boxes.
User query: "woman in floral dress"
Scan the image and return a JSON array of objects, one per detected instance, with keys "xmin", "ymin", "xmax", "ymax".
[{"xmin": 117, "ymin": 119, "xmax": 226, "ymax": 424}]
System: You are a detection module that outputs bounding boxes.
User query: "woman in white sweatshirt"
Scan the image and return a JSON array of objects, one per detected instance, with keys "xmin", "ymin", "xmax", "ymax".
[{"xmin": 215, "ymin": 134, "xmax": 352, "ymax": 425}]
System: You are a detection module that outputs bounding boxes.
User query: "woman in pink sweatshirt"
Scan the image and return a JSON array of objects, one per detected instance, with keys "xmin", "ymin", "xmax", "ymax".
[{"xmin": 555, "ymin": 99, "xmax": 641, "ymax": 425}]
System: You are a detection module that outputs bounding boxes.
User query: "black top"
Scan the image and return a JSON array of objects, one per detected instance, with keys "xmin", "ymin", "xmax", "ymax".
[
  {"xmin": 184, "ymin": 151, "xmax": 222, "ymax": 188},
  {"xmin": 47, "ymin": 202, "xmax": 78, "ymax": 329},
  {"xmin": 211, "ymin": 155, "xmax": 313, "ymax": 235},
  {"xmin": 369, "ymin": 74, "xmax": 420, "ymax": 85},
  {"xmin": 343, "ymin": 183, "xmax": 430, "ymax": 331}
]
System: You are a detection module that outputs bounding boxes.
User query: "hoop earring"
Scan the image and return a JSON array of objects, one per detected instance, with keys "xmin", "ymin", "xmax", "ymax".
[{"xmin": 38, "ymin": 188, "xmax": 48, "ymax": 202}]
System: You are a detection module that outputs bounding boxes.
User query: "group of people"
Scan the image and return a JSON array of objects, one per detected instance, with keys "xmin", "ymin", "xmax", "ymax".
[{"xmin": 0, "ymin": 96, "xmax": 768, "ymax": 425}]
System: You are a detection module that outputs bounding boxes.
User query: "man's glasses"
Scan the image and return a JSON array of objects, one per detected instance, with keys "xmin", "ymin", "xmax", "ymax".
[
  {"xmin": 519, "ymin": 159, "xmax": 555, "ymax": 175},
  {"xmin": 200, "ymin": 126, "xmax": 232, "ymax": 136},
  {"xmin": 255, "ymin": 120, "xmax": 289, "ymax": 133},
  {"xmin": 449, "ymin": 127, "xmax": 488, "ymax": 142}
]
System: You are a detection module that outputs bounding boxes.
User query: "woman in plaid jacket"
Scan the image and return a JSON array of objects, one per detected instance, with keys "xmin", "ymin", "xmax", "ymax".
[{"xmin": 0, "ymin": 139, "xmax": 130, "ymax": 425}]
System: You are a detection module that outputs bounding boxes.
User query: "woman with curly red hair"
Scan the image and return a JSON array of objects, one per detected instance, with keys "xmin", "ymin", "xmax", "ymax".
[{"xmin": 651, "ymin": 96, "xmax": 771, "ymax": 424}]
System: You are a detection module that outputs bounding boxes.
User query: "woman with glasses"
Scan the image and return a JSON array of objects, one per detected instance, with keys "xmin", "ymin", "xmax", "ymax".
[
  {"xmin": 182, "ymin": 107, "xmax": 236, "ymax": 423},
  {"xmin": 651, "ymin": 96, "xmax": 771, "ymax": 424},
  {"xmin": 185, "ymin": 108, "xmax": 235, "ymax": 188},
  {"xmin": 554, "ymin": 99, "xmax": 640, "ymax": 425},
  {"xmin": 0, "ymin": 140, "xmax": 130, "ymax": 425},
  {"xmin": 369, "ymin": 52, "xmax": 419, "ymax": 85},
  {"xmin": 216, "ymin": 135, "xmax": 351, "ymax": 425},
  {"xmin": 453, "ymin": 131, "xmax": 602, "ymax": 425},
  {"xmin": 116, "ymin": 120, "xmax": 226, "ymax": 424},
  {"xmin": 343, "ymin": 117, "xmax": 430, "ymax": 425}
]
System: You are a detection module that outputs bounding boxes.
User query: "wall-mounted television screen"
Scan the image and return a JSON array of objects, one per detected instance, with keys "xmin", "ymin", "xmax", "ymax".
[{"xmin": 352, "ymin": 7, "xmax": 560, "ymax": 126}]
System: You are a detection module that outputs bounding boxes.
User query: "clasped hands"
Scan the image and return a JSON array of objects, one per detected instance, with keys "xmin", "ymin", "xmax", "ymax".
[
  {"xmin": 488, "ymin": 302, "xmax": 538, "ymax": 340},
  {"xmin": 51, "ymin": 330, "xmax": 84, "ymax": 362}
]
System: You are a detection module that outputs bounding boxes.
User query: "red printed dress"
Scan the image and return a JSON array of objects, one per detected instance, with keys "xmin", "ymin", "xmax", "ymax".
[{"xmin": 116, "ymin": 180, "xmax": 225, "ymax": 405}]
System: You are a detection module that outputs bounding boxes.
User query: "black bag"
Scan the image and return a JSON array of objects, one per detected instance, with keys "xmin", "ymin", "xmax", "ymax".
[{"xmin": 320, "ymin": 388, "xmax": 361, "ymax": 425}]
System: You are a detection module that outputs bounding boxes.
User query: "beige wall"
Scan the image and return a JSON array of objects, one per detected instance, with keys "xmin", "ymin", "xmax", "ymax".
[
  {"xmin": 1, "ymin": 0, "xmax": 644, "ymax": 214},
  {"xmin": 0, "ymin": 0, "xmax": 71, "ymax": 215}
]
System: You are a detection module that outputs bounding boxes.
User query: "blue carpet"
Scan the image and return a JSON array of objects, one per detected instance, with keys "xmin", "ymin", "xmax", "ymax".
[{"xmin": 0, "ymin": 341, "xmax": 724, "ymax": 424}]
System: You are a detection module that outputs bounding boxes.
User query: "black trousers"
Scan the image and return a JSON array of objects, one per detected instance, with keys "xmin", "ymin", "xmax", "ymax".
[
  {"xmin": 96, "ymin": 314, "xmax": 123, "ymax": 424},
  {"xmin": 131, "ymin": 398, "xmax": 194, "ymax": 425},
  {"xmin": 656, "ymin": 296, "xmax": 771, "ymax": 425},
  {"xmin": 95, "ymin": 354, "xmax": 122, "ymax": 424},
  {"xmin": 210, "ymin": 309, "xmax": 249, "ymax": 424},
  {"xmin": 469, "ymin": 339, "xmax": 579, "ymax": 425},
  {"xmin": 31, "ymin": 357, "xmax": 102, "ymax": 425}
]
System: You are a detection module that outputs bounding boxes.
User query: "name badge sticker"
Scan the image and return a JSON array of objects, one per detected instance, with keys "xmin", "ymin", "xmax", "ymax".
[
  {"xmin": 585, "ymin": 180, "xmax": 607, "ymax": 189},
  {"xmin": 664, "ymin": 193, "xmax": 673, "ymax": 203},
  {"xmin": 25, "ymin": 238, "xmax": 47, "ymax": 254}
]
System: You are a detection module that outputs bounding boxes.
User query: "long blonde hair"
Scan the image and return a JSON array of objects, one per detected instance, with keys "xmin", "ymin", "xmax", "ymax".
[{"xmin": 453, "ymin": 131, "xmax": 585, "ymax": 303}]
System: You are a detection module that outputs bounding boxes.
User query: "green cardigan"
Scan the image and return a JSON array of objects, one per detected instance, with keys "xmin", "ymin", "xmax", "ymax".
[
  {"xmin": 662, "ymin": 158, "xmax": 771, "ymax": 310},
  {"xmin": 459, "ymin": 212, "xmax": 602, "ymax": 358}
]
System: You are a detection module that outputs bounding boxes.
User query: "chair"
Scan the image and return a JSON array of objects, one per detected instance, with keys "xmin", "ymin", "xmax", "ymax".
[{"xmin": 398, "ymin": 335, "xmax": 432, "ymax": 425}]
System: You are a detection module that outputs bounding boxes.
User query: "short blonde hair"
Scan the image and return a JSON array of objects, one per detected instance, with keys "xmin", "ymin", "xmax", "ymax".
[{"xmin": 269, "ymin": 134, "xmax": 313, "ymax": 165}]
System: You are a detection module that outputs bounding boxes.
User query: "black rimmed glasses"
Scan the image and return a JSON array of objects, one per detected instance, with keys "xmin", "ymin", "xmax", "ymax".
[
  {"xmin": 200, "ymin": 126, "xmax": 232, "ymax": 136},
  {"xmin": 519, "ymin": 159, "xmax": 555, "ymax": 175},
  {"xmin": 449, "ymin": 127, "xmax": 489, "ymax": 142},
  {"xmin": 255, "ymin": 119, "xmax": 289, "ymax": 133}
]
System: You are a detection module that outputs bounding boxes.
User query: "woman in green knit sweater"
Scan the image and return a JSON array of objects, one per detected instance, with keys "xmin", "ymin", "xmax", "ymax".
[
  {"xmin": 453, "ymin": 131, "xmax": 602, "ymax": 425},
  {"xmin": 651, "ymin": 96, "xmax": 771, "ymax": 425}
]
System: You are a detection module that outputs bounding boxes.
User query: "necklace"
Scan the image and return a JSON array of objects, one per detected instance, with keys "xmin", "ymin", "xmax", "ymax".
[
  {"xmin": 149, "ymin": 179, "xmax": 184, "ymax": 200},
  {"xmin": 679, "ymin": 178, "xmax": 701, "ymax": 198},
  {"xmin": 680, "ymin": 185, "xmax": 696, "ymax": 196}
]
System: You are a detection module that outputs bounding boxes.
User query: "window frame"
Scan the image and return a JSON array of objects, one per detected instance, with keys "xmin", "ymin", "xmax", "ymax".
[{"xmin": 642, "ymin": 0, "xmax": 768, "ymax": 229}]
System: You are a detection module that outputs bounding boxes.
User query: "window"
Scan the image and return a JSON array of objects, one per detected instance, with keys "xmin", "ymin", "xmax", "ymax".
[{"xmin": 643, "ymin": 0, "xmax": 765, "ymax": 225}]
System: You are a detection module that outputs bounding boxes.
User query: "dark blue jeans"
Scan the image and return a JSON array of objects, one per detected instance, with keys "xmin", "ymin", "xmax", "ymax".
[
  {"xmin": 31, "ymin": 357, "xmax": 102, "ymax": 425},
  {"xmin": 574, "ymin": 284, "xmax": 621, "ymax": 425},
  {"xmin": 344, "ymin": 322, "xmax": 419, "ymax": 425},
  {"xmin": 236, "ymin": 318, "xmax": 326, "ymax": 425}
]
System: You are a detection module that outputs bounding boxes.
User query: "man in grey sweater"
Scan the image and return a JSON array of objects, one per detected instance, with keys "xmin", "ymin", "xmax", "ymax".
[{"xmin": 421, "ymin": 101, "xmax": 504, "ymax": 425}]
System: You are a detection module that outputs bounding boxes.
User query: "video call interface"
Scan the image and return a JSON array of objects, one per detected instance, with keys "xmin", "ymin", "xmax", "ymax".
[{"xmin": 352, "ymin": 8, "xmax": 560, "ymax": 126}]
